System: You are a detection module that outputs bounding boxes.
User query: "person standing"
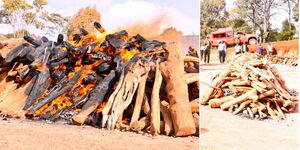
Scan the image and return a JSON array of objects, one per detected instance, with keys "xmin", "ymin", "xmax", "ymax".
[
  {"xmin": 267, "ymin": 43, "xmax": 273, "ymax": 56},
  {"xmin": 242, "ymin": 41, "xmax": 248, "ymax": 53},
  {"xmin": 234, "ymin": 43, "xmax": 241, "ymax": 55},
  {"xmin": 200, "ymin": 43, "xmax": 206, "ymax": 62},
  {"xmin": 257, "ymin": 44, "xmax": 263, "ymax": 55},
  {"xmin": 204, "ymin": 37, "xmax": 211, "ymax": 63},
  {"xmin": 218, "ymin": 41, "xmax": 226, "ymax": 63}
]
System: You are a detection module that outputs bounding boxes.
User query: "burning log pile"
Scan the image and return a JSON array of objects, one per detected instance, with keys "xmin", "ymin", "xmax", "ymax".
[
  {"xmin": 201, "ymin": 53, "xmax": 298, "ymax": 120},
  {"xmin": 0, "ymin": 22, "xmax": 199, "ymax": 137},
  {"xmin": 265, "ymin": 55, "xmax": 298, "ymax": 66}
]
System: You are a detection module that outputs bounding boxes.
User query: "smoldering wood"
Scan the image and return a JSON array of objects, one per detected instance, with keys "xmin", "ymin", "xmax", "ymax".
[
  {"xmin": 80, "ymin": 28, "xmax": 89, "ymax": 36},
  {"xmin": 94, "ymin": 22, "xmax": 105, "ymax": 33},
  {"xmin": 49, "ymin": 48, "xmax": 68, "ymax": 62},
  {"xmin": 19, "ymin": 46, "xmax": 34, "ymax": 58},
  {"xmin": 23, "ymin": 36, "xmax": 41, "ymax": 47},
  {"xmin": 141, "ymin": 40, "xmax": 165, "ymax": 51},
  {"xmin": 23, "ymin": 68, "xmax": 51, "ymax": 110},
  {"xmin": 52, "ymin": 70, "xmax": 66, "ymax": 82},
  {"xmin": 72, "ymin": 70, "xmax": 117, "ymax": 125},
  {"xmin": 49, "ymin": 58, "xmax": 69, "ymax": 69},
  {"xmin": 30, "ymin": 69, "xmax": 84, "ymax": 112},
  {"xmin": 94, "ymin": 62, "xmax": 111, "ymax": 74},
  {"xmin": 26, "ymin": 42, "xmax": 52, "ymax": 62},
  {"xmin": 41, "ymin": 37, "xmax": 49, "ymax": 43},
  {"xmin": 5, "ymin": 43, "xmax": 29, "ymax": 63}
]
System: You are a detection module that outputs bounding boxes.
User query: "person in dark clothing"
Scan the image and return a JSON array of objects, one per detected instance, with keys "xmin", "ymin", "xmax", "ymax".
[
  {"xmin": 242, "ymin": 42, "xmax": 248, "ymax": 53},
  {"xmin": 200, "ymin": 45, "xmax": 206, "ymax": 61},
  {"xmin": 204, "ymin": 37, "xmax": 211, "ymax": 63},
  {"xmin": 218, "ymin": 41, "xmax": 226, "ymax": 63},
  {"xmin": 257, "ymin": 44, "xmax": 263, "ymax": 55}
]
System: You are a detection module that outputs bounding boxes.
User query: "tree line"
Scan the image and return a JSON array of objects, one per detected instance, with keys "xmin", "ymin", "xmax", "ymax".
[
  {"xmin": 200, "ymin": 0, "xmax": 299, "ymax": 42},
  {"xmin": 0, "ymin": 0, "xmax": 69, "ymax": 38}
]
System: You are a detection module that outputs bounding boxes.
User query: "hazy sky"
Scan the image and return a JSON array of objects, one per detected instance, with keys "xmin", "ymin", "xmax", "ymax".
[{"xmin": 0, "ymin": 0, "xmax": 199, "ymax": 38}]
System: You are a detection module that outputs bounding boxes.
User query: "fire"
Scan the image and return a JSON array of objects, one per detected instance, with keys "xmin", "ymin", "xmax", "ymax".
[
  {"xmin": 96, "ymin": 101, "xmax": 107, "ymax": 113},
  {"xmin": 116, "ymin": 49, "xmax": 140, "ymax": 62}
]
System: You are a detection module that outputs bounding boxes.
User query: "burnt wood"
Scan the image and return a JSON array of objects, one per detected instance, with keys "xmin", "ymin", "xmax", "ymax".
[
  {"xmin": 23, "ymin": 68, "xmax": 51, "ymax": 110},
  {"xmin": 31, "ymin": 68, "xmax": 84, "ymax": 112},
  {"xmin": 5, "ymin": 43, "xmax": 29, "ymax": 63},
  {"xmin": 23, "ymin": 36, "xmax": 41, "ymax": 47}
]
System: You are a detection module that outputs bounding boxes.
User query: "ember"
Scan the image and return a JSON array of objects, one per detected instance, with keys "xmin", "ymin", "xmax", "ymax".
[{"xmin": 0, "ymin": 22, "xmax": 199, "ymax": 137}]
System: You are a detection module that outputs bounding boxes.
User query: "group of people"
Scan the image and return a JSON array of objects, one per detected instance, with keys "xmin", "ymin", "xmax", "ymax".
[{"xmin": 256, "ymin": 43, "xmax": 274, "ymax": 55}]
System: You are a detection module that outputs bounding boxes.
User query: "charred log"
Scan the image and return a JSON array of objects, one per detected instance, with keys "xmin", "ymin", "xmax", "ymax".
[
  {"xmin": 23, "ymin": 36, "xmax": 41, "ymax": 47},
  {"xmin": 5, "ymin": 43, "xmax": 29, "ymax": 63}
]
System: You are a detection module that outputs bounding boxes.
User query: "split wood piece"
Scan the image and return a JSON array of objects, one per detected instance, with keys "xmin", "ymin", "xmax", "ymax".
[
  {"xmin": 30, "ymin": 68, "xmax": 83, "ymax": 112},
  {"xmin": 250, "ymin": 82, "xmax": 264, "ymax": 93},
  {"xmin": 201, "ymin": 69, "xmax": 231, "ymax": 105},
  {"xmin": 160, "ymin": 43, "xmax": 195, "ymax": 136},
  {"xmin": 142, "ymin": 95, "xmax": 151, "ymax": 116},
  {"xmin": 258, "ymin": 89, "xmax": 276, "ymax": 99},
  {"xmin": 269, "ymin": 66, "xmax": 288, "ymax": 91},
  {"xmin": 160, "ymin": 100, "xmax": 173, "ymax": 136},
  {"xmin": 190, "ymin": 98, "xmax": 199, "ymax": 113},
  {"xmin": 275, "ymin": 101, "xmax": 286, "ymax": 120},
  {"xmin": 183, "ymin": 56, "xmax": 199, "ymax": 62},
  {"xmin": 265, "ymin": 78, "xmax": 298, "ymax": 101},
  {"xmin": 72, "ymin": 70, "xmax": 117, "ymax": 125},
  {"xmin": 150, "ymin": 61, "xmax": 163, "ymax": 136},
  {"xmin": 261, "ymin": 78, "xmax": 274, "ymax": 89},
  {"xmin": 233, "ymin": 100, "xmax": 252, "ymax": 115},
  {"xmin": 184, "ymin": 73, "xmax": 199, "ymax": 84},
  {"xmin": 130, "ymin": 116, "xmax": 150, "ymax": 132},
  {"xmin": 247, "ymin": 107, "xmax": 254, "ymax": 118},
  {"xmin": 208, "ymin": 95, "xmax": 235, "ymax": 108},
  {"xmin": 241, "ymin": 68, "xmax": 249, "ymax": 81},
  {"xmin": 193, "ymin": 113, "xmax": 199, "ymax": 136},
  {"xmin": 266, "ymin": 102, "xmax": 280, "ymax": 120},
  {"xmin": 102, "ymin": 60, "xmax": 150, "ymax": 130},
  {"xmin": 228, "ymin": 85, "xmax": 238, "ymax": 95},
  {"xmin": 220, "ymin": 89, "xmax": 258, "ymax": 110},
  {"xmin": 246, "ymin": 65, "xmax": 273, "ymax": 80},
  {"xmin": 222, "ymin": 80, "xmax": 251, "ymax": 88},
  {"xmin": 252, "ymin": 81, "xmax": 267, "ymax": 89},
  {"xmin": 130, "ymin": 71, "xmax": 149, "ymax": 127},
  {"xmin": 23, "ymin": 68, "xmax": 51, "ymax": 110}
]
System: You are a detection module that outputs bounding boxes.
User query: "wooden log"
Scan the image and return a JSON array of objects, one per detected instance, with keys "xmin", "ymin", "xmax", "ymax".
[
  {"xmin": 266, "ymin": 102, "xmax": 280, "ymax": 120},
  {"xmin": 150, "ymin": 61, "xmax": 163, "ymax": 136},
  {"xmin": 246, "ymin": 65, "xmax": 273, "ymax": 80},
  {"xmin": 222, "ymin": 80, "xmax": 251, "ymax": 88},
  {"xmin": 233, "ymin": 100, "xmax": 251, "ymax": 115},
  {"xmin": 72, "ymin": 70, "xmax": 117, "ymax": 125},
  {"xmin": 183, "ymin": 56, "xmax": 199, "ymax": 62},
  {"xmin": 247, "ymin": 107, "xmax": 254, "ymax": 118},
  {"xmin": 193, "ymin": 113, "xmax": 199, "ymax": 136},
  {"xmin": 160, "ymin": 100, "xmax": 173, "ymax": 136},
  {"xmin": 184, "ymin": 73, "xmax": 199, "ymax": 84},
  {"xmin": 220, "ymin": 89, "xmax": 258, "ymax": 110},
  {"xmin": 130, "ymin": 116, "xmax": 150, "ymax": 132},
  {"xmin": 190, "ymin": 98, "xmax": 199, "ymax": 113},
  {"xmin": 275, "ymin": 101, "xmax": 286, "ymax": 120},
  {"xmin": 250, "ymin": 82, "xmax": 264, "ymax": 93},
  {"xmin": 269, "ymin": 66, "xmax": 288, "ymax": 91},
  {"xmin": 208, "ymin": 95, "xmax": 235, "ymax": 108},
  {"xmin": 160, "ymin": 43, "xmax": 195, "ymax": 136},
  {"xmin": 130, "ymin": 71, "xmax": 149, "ymax": 127},
  {"xmin": 201, "ymin": 69, "xmax": 231, "ymax": 105},
  {"xmin": 258, "ymin": 89, "xmax": 276, "ymax": 99}
]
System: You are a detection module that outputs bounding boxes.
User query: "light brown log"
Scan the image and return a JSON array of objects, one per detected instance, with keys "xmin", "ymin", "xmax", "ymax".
[
  {"xmin": 221, "ymin": 80, "xmax": 251, "ymax": 88},
  {"xmin": 261, "ymin": 78, "xmax": 273, "ymax": 89},
  {"xmin": 208, "ymin": 95, "xmax": 235, "ymax": 108},
  {"xmin": 160, "ymin": 100, "xmax": 173, "ymax": 136},
  {"xmin": 130, "ymin": 116, "xmax": 150, "ymax": 132},
  {"xmin": 269, "ymin": 66, "xmax": 288, "ymax": 91},
  {"xmin": 160, "ymin": 43, "xmax": 196, "ymax": 136},
  {"xmin": 228, "ymin": 85, "xmax": 238, "ymax": 95},
  {"xmin": 193, "ymin": 113, "xmax": 199, "ymax": 136},
  {"xmin": 258, "ymin": 89, "xmax": 276, "ymax": 99},
  {"xmin": 201, "ymin": 69, "xmax": 231, "ymax": 105},
  {"xmin": 183, "ymin": 56, "xmax": 199, "ymax": 62},
  {"xmin": 142, "ymin": 95, "xmax": 150, "ymax": 116},
  {"xmin": 251, "ymin": 82, "xmax": 264, "ymax": 93},
  {"xmin": 130, "ymin": 71, "xmax": 149, "ymax": 127},
  {"xmin": 220, "ymin": 89, "xmax": 258, "ymax": 110},
  {"xmin": 233, "ymin": 100, "xmax": 251, "ymax": 115},
  {"xmin": 247, "ymin": 107, "xmax": 254, "ymax": 118},
  {"xmin": 246, "ymin": 65, "xmax": 273, "ymax": 80},
  {"xmin": 275, "ymin": 101, "xmax": 286, "ymax": 120},
  {"xmin": 184, "ymin": 73, "xmax": 199, "ymax": 84},
  {"xmin": 190, "ymin": 98, "xmax": 199, "ymax": 113},
  {"xmin": 150, "ymin": 61, "xmax": 162, "ymax": 136},
  {"xmin": 266, "ymin": 102, "xmax": 280, "ymax": 120}
]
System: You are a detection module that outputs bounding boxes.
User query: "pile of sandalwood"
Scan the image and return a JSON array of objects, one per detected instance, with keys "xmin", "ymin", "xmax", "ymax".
[{"xmin": 201, "ymin": 53, "xmax": 298, "ymax": 120}]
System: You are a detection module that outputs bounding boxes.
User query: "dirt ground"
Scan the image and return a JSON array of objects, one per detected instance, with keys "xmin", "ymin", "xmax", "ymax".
[
  {"xmin": 0, "ymin": 117, "xmax": 198, "ymax": 150},
  {"xmin": 199, "ymin": 63, "xmax": 299, "ymax": 150}
]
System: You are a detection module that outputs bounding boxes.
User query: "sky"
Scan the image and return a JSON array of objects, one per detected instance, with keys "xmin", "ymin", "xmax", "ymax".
[{"xmin": 0, "ymin": 0, "xmax": 199, "ymax": 38}]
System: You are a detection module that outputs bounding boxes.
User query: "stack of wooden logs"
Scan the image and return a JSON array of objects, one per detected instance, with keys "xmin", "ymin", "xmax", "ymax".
[
  {"xmin": 265, "ymin": 55, "xmax": 298, "ymax": 66},
  {"xmin": 201, "ymin": 53, "xmax": 298, "ymax": 120},
  {"xmin": 0, "ymin": 23, "xmax": 199, "ymax": 137}
]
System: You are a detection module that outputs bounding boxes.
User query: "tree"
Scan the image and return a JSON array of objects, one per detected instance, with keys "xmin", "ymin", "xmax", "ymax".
[
  {"xmin": 200, "ymin": 0, "xmax": 228, "ymax": 38},
  {"xmin": 279, "ymin": 19, "xmax": 296, "ymax": 40},
  {"xmin": 68, "ymin": 5, "xmax": 101, "ymax": 40},
  {"xmin": 293, "ymin": 1, "xmax": 299, "ymax": 22}
]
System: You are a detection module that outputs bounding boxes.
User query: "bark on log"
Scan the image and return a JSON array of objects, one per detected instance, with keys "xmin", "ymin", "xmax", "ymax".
[
  {"xmin": 233, "ymin": 100, "xmax": 251, "ymax": 115},
  {"xmin": 160, "ymin": 43, "xmax": 195, "ymax": 136},
  {"xmin": 130, "ymin": 116, "xmax": 150, "ymax": 132},
  {"xmin": 184, "ymin": 73, "xmax": 199, "ymax": 84},
  {"xmin": 190, "ymin": 98, "xmax": 199, "ymax": 113},
  {"xmin": 208, "ymin": 95, "xmax": 235, "ymax": 108}
]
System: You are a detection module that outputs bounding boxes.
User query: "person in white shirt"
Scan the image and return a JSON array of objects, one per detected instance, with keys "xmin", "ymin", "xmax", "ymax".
[
  {"xmin": 235, "ymin": 44, "xmax": 241, "ymax": 55},
  {"xmin": 218, "ymin": 41, "xmax": 226, "ymax": 63},
  {"xmin": 267, "ymin": 43, "xmax": 273, "ymax": 56},
  {"xmin": 256, "ymin": 29, "xmax": 261, "ymax": 44},
  {"xmin": 242, "ymin": 42, "xmax": 248, "ymax": 53}
]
